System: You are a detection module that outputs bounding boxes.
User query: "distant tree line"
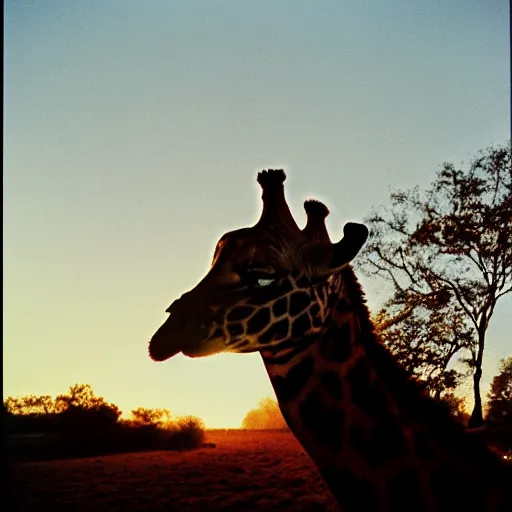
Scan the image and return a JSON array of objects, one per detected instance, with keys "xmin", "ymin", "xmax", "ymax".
[{"xmin": 4, "ymin": 384, "xmax": 207, "ymax": 462}]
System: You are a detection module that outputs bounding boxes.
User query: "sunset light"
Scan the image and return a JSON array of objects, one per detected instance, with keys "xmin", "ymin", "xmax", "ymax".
[
  {"xmin": 4, "ymin": 2, "xmax": 510, "ymax": 510},
  {"xmin": 4, "ymin": 0, "xmax": 510, "ymax": 430}
]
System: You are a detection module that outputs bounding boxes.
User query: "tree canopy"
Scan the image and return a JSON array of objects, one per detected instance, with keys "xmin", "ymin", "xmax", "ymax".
[
  {"xmin": 4, "ymin": 383, "xmax": 120, "ymax": 418},
  {"xmin": 360, "ymin": 141, "xmax": 512, "ymax": 426},
  {"xmin": 130, "ymin": 407, "xmax": 171, "ymax": 426}
]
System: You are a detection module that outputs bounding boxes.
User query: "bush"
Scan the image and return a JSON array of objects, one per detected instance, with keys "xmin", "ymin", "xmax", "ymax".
[
  {"xmin": 6, "ymin": 417, "xmax": 207, "ymax": 462},
  {"xmin": 4, "ymin": 383, "xmax": 208, "ymax": 462},
  {"xmin": 242, "ymin": 398, "xmax": 288, "ymax": 430},
  {"xmin": 163, "ymin": 416, "xmax": 206, "ymax": 450},
  {"xmin": 57, "ymin": 404, "xmax": 121, "ymax": 433}
]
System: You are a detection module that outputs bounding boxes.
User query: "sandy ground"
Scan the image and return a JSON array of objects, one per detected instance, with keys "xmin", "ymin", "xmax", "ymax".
[{"xmin": 9, "ymin": 430, "xmax": 341, "ymax": 511}]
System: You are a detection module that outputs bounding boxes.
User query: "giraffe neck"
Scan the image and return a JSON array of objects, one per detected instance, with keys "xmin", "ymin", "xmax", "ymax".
[{"xmin": 260, "ymin": 268, "xmax": 508, "ymax": 512}]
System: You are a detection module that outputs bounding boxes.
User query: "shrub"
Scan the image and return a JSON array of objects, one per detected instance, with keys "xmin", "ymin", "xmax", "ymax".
[
  {"xmin": 242, "ymin": 398, "xmax": 288, "ymax": 430},
  {"xmin": 57, "ymin": 404, "xmax": 121, "ymax": 433},
  {"xmin": 4, "ymin": 383, "xmax": 208, "ymax": 461},
  {"xmin": 164, "ymin": 416, "xmax": 206, "ymax": 450}
]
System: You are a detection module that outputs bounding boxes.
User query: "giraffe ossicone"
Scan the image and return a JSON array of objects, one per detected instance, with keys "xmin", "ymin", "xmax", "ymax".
[{"xmin": 148, "ymin": 169, "xmax": 509, "ymax": 512}]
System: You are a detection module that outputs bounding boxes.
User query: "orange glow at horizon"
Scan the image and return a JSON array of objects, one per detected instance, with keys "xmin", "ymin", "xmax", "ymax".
[{"xmin": 4, "ymin": 1, "xmax": 510, "ymax": 436}]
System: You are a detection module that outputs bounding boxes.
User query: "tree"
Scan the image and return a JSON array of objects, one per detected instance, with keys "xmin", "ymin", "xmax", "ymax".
[
  {"xmin": 4, "ymin": 397, "xmax": 24, "ymax": 415},
  {"xmin": 439, "ymin": 392, "xmax": 470, "ymax": 424},
  {"xmin": 130, "ymin": 407, "xmax": 171, "ymax": 426},
  {"xmin": 54, "ymin": 384, "xmax": 121, "ymax": 431},
  {"xmin": 373, "ymin": 291, "xmax": 473, "ymax": 399},
  {"xmin": 21, "ymin": 395, "xmax": 56, "ymax": 414},
  {"xmin": 55, "ymin": 384, "xmax": 104, "ymax": 412},
  {"xmin": 3, "ymin": 385, "xmax": 122, "ymax": 435},
  {"xmin": 3, "ymin": 394, "xmax": 56, "ymax": 415},
  {"xmin": 486, "ymin": 357, "xmax": 512, "ymax": 454},
  {"xmin": 242, "ymin": 397, "xmax": 288, "ymax": 430},
  {"xmin": 487, "ymin": 357, "xmax": 512, "ymax": 424},
  {"xmin": 360, "ymin": 141, "xmax": 512, "ymax": 427}
]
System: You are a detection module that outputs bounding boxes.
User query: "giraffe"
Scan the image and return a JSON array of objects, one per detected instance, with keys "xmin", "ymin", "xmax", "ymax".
[{"xmin": 149, "ymin": 170, "xmax": 509, "ymax": 511}]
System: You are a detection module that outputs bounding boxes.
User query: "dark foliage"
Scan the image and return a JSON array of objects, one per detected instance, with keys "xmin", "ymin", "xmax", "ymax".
[
  {"xmin": 486, "ymin": 357, "xmax": 512, "ymax": 454},
  {"xmin": 4, "ymin": 384, "xmax": 207, "ymax": 462},
  {"xmin": 359, "ymin": 141, "xmax": 512, "ymax": 427},
  {"xmin": 130, "ymin": 407, "xmax": 171, "ymax": 425},
  {"xmin": 164, "ymin": 416, "xmax": 207, "ymax": 450}
]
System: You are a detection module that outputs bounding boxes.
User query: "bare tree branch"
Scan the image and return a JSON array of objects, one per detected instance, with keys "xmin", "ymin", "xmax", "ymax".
[{"xmin": 360, "ymin": 140, "xmax": 512, "ymax": 427}]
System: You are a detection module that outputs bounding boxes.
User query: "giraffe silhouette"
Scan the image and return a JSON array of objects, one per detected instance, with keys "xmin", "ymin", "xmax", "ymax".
[{"xmin": 149, "ymin": 169, "xmax": 509, "ymax": 511}]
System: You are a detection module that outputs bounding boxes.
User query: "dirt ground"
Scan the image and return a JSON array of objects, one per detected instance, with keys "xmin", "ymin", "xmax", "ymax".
[{"xmin": 8, "ymin": 430, "xmax": 341, "ymax": 511}]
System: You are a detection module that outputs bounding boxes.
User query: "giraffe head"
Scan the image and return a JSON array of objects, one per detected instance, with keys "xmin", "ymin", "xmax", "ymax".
[{"xmin": 148, "ymin": 170, "xmax": 368, "ymax": 362}]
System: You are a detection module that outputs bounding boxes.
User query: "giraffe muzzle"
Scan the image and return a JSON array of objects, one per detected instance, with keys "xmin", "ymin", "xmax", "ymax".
[{"xmin": 148, "ymin": 311, "xmax": 210, "ymax": 362}]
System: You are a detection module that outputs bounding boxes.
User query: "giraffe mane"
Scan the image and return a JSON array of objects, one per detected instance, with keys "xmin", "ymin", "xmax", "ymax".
[{"xmin": 340, "ymin": 266, "xmax": 507, "ymax": 479}]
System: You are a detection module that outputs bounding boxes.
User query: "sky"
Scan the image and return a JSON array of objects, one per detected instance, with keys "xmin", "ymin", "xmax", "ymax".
[{"xmin": 4, "ymin": 1, "xmax": 510, "ymax": 428}]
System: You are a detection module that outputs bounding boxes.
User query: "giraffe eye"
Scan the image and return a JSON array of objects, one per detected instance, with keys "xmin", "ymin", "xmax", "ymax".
[{"xmin": 240, "ymin": 268, "xmax": 277, "ymax": 288}]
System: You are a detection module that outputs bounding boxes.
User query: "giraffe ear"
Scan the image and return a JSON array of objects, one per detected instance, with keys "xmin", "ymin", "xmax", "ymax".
[
  {"xmin": 308, "ymin": 222, "xmax": 368, "ymax": 275},
  {"xmin": 329, "ymin": 222, "xmax": 369, "ymax": 269}
]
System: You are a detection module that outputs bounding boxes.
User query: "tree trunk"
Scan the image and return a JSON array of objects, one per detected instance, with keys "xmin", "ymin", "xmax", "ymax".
[
  {"xmin": 468, "ymin": 366, "xmax": 483, "ymax": 428},
  {"xmin": 468, "ymin": 327, "xmax": 486, "ymax": 428}
]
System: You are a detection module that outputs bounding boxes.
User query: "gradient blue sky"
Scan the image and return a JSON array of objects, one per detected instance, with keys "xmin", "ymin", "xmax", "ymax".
[{"xmin": 4, "ymin": 1, "xmax": 510, "ymax": 427}]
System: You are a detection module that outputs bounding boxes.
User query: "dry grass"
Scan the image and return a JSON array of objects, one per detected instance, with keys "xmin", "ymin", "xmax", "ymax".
[{"xmin": 8, "ymin": 430, "xmax": 340, "ymax": 511}]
